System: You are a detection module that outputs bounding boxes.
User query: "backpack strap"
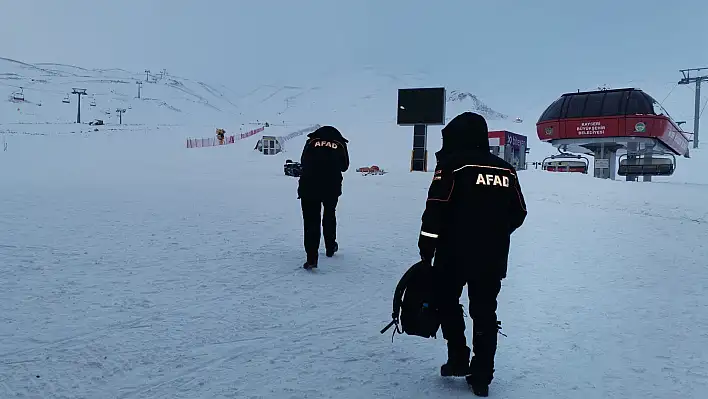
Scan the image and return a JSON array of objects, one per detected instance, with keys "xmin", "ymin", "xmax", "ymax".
[{"xmin": 379, "ymin": 318, "xmax": 403, "ymax": 342}]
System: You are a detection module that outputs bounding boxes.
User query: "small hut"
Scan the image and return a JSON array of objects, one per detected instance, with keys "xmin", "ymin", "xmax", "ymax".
[{"xmin": 255, "ymin": 135, "xmax": 283, "ymax": 155}]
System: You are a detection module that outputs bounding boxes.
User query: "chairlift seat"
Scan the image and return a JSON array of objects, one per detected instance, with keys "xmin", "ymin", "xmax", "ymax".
[
  {"xmin": 617, "ymin": 154, "xmax": 675, "ymax": 176},
  {"xmin": 542, "ymin": 152, "xmax": 590, "ymax": 173}
]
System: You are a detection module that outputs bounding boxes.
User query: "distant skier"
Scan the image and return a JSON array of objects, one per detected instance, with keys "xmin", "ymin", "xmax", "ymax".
[
  {"xmin": 297, "ymin": 125, "xmax": 350, "ymax": 269},
  {"xmin": 417, "ymin": 112, "xmax": 527, "ymax": 396}
]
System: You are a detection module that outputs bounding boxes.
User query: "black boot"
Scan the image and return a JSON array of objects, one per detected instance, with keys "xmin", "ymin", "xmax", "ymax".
[
  {"xmin": 303, "ymin": 253, "xmax": 318, "ymax": 269},
  {"xmin": 440, "ymin": 345, "xmax": 470, "ymax": 377},
  {"xmin": 465, "ymin": 374, "xmax": 490, "ymax": 397},
  {"xmin": 465, "ymin": 357, "xmax": 494, "ymax": 397},
  {"xmin": 325, "ymin": 242, "xmax": 338, "ymax": 257}
]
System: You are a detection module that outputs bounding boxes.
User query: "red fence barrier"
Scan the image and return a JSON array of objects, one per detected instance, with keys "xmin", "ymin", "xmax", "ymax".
[
  {"xmin": 239, "ymin": 126, "xmax": 265, "ymax": 140},
  {"xmin": 186, "ymin": 126, "xmax": 266, "ymax": 149}
]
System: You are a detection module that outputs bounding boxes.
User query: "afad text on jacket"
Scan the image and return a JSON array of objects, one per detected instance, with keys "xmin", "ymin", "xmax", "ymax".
[{"xmin": 297, "ymin": 125, "xmax": 350, "ymax": 199}]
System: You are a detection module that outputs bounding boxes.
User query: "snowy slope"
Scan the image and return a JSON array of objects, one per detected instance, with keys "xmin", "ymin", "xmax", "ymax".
[
  {"xmin": 0, "ymin": 58, "xmax": 232, "ymax": 128},
  {"xmin": 1, "ymin": 60, "xmax": 708, "ymax": 399},
  {"xmin": 1, "ymin": 58, "xmax": 512, "ymax": 138}
]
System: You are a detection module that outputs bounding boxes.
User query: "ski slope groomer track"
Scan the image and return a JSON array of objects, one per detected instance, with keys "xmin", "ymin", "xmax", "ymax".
[{"xmin": 1, "ymin": 123, "xmax": 707, "ymax": 398}]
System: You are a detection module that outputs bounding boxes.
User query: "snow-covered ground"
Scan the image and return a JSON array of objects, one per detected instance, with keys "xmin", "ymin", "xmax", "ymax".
[{"xmin": 1, "ymin": 60, "xmax": 708, "ymax": 398}]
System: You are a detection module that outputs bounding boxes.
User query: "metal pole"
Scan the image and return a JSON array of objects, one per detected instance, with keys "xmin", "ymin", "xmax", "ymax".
[
  {"xmin": 72, "ymin": 89, "xmax": 86, "ymax": 123},
  {"xmin": 116, "ymin": 109, "xmax": 126, "ymax": 125},
  {"xmin": 678, "ymin": 67, "xmax": 707, "ymax": 149},
  {"xmin": 694, "ymin": 80, "xmax": 701, "ymax": 148}
]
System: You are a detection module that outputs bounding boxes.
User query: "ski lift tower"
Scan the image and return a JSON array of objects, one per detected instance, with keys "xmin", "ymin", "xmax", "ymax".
[
  {"xmin": 116, "ymin": 108, "xmax": 127, "ymax": 125},
  {"xmin": 71, "ymin": 88, "xmax": 87, "ymax": 123},
  {"xmin": 678, "ymin": 67, "xmax": 708, "ymax": 149}
]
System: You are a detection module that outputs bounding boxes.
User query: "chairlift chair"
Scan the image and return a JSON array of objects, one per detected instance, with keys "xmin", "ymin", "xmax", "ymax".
[
  {"xmin": 617, "ymin": 152, "xmax": 676, "ymax": 177},
  {"xmin": 541, "ymin": 152, "xmax": 590, "ymax": 173},
  {"xmin": 12, "ymin": 89, "xmax": 24, "ymax": 101},
  {"xmin": 62, "ymin": 95, "xmax": 70, "ymax": 104}
]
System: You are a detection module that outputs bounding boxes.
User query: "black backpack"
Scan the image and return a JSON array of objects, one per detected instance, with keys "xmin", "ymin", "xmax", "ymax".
[{"xmin": 381, "ymin": 260, "xmax": 441, "ymax": 342}]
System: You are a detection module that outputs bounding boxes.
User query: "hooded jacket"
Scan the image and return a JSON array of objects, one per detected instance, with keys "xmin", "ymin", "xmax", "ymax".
[
  {"xmin": 297, "ymin": 125, "xmax": 350, "ymax": 199},
  {"xmin": 417, "ymin": 112, "xmax": 527, "ymax": 279}
]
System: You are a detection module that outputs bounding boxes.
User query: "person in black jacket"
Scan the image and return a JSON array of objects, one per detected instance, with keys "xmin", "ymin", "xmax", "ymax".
[
  {"xmin": 417, "ymin": 112, "xmax": 527, "ymax": 397},
  {"xmin": 297, "ymin": 125, "xmax": 350, "ymax": 269}
]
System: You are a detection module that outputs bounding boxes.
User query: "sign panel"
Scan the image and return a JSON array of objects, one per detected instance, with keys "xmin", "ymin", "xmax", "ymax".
[{"xmin": 595, "ymin": 159, "xmax": 610, "ymax": 169}]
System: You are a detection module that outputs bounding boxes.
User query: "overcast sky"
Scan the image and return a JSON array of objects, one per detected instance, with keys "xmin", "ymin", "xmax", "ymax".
[{"xmin": 1, "ymin": 0, "xmax": 706, "ymax": 120}]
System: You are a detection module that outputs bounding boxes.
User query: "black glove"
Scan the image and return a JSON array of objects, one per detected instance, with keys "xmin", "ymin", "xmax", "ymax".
[{"xmin": 418, "ymin": 236, "xmax": 436, "ymax": 265}]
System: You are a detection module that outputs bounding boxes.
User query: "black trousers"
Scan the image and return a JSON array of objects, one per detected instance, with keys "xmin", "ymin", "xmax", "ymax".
[
  {"xmin": 300, "ymin": 197, "xmax": 338, "ymax": 262},
  {"xmin": 436, "ymin": 267, "xmax": 502, "ymax": 379}
]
